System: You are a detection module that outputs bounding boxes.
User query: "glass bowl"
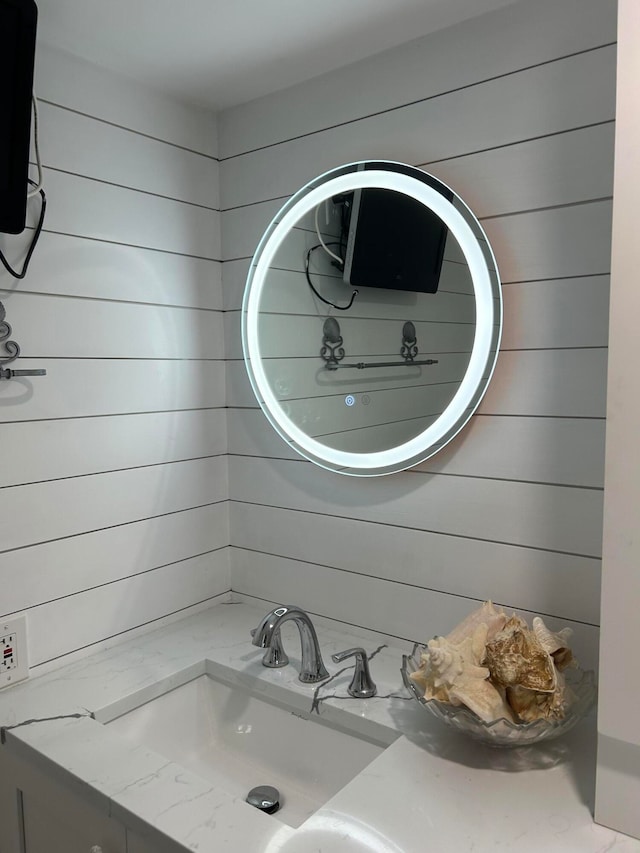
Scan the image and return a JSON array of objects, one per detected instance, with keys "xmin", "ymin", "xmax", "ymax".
[{"xmin": 401, "ymin": 644, "xmax": 597, "ymax": 748}]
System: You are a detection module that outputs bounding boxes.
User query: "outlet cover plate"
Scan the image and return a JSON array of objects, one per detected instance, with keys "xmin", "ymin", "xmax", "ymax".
[{"xmin": 0, "ymin": 614, "xmax": 29, "ymax": 689}]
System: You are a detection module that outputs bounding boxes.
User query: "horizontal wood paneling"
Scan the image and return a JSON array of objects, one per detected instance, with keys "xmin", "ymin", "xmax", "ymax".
[
  {"xmin": 220, "ymin": 46, "xmax": 615, "ymax": 208},
  {"xmin": 482, "ymin": 200, "xmax": 612, "ymax": 283},
  {"xmin": 36, "ymin": 43, "xmax": 218, "ymax": 158},
  {"xmin": 27, "ymin": 551, "xmax": 230, "ymax": 667},
  {"xmin": 0, "ymin": 457, "xmax": 227, "ymax": 554},
  {"xmin": 427, "ymin": 122, "xmax": 615, "ymax": 219},
  {"xmin": 227, "ymin": 410, "xmax": 605, "ymax": 489},
  {"xmin": 37, "ymin": 100, "xmax": 219, "ymax": 209},
  {"xmin": 229, "ymin": 456, "xmax": 603, "ymax": 557},
  {"xmin": 29, "ymin": 169, "xmax": 219, "ymax": 259},
  {"xmin": 0, "ymin": 410, "xmax": 227, "ymax": 488},
  {"xmin": 10, "ymin": 232, "xmax": 222, "ymax": 310},
  {"xmin": 231, "ymin": 551, "xmax": 600, "ymax": 670},
  {"xmin": 218, "ymin": 0, "xmax": 615, "ymax": 156},
  {"xmin": 220, "ymin": 2, "xmax": 614, "ymax": 653},
  {"xmin": 478, "ymin": 348, "xmax": 607, "ymax": 418},
  {"xmin": 230, "ymin": 504, "xmax": 600, "ymax": 625},
  {"xmin": 221, "ymin": 123, "xmax": 613, "ymax": 258},
  {"xmin": 0, "ymin": 359, "xmax": 225, "ymax": 422},
  {"xmin": 0, "ymin": 291, "xmax": 222, "ymax": 359},
  {"xmin": 222, "ymin": 199, "xmax": 284, "ymax": 261},
  {"xmin": 233, "ymin": 551, "xmax": 600, "ymax": 669},
  {"xmin": 500, "ymin": 276, "xmax": 610, "ymax": 350},
  {"xmin": 1, "ymin": 504, "xmax": 229, "ymax": 615},
  {"xmin": 223, "ymin": 259, "xmax": 252, "ymax": 311},
  {"xmin": 0, "ymin": 50, "xmax": 228, "ymax": 672}
]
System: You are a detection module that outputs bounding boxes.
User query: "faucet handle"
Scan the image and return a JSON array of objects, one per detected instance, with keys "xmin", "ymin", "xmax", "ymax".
[
  {"xmin": 250, "ymin": 626, "xmax": 289, "ymax": 668},
  {"xmin": 331, "ymin": 647, "xmax": 377, "ymax": 698}
]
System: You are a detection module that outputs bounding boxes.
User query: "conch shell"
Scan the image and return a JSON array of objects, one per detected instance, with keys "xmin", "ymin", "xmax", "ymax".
[
  {"xmin": 483, "ymin": 615, "xmax": 557, "ymax": 693},
  {"xmin": 532, "ymin": 616, "xmax": 574, "ymax": 671},
  {"xmin": 507, "ymin": 670, "xmax": 568, "ymax": 722},
  {"xmin": 410, "ymin": 603, "xmax": 515, "ymax": 723},
  {"xmin": 411, "ymin": 602, "xmax": 578, "ymax": 725},
  {"xmin": 445, "ymin": 600, "xmax": 508, "ymax": 646}
]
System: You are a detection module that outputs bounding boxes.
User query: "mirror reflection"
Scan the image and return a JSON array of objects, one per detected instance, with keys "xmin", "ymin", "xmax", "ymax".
[{"xmin": 243, "ymin": 162, "xmax": 501, "ymax": 476}]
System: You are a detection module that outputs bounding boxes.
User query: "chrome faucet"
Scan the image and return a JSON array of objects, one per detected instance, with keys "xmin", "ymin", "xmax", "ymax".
[
  {"xmin": 251, "ymin": 605, "xmax": 330, "ymax": 683},
  {"xmin": 332, "ymin": 647, "xmax": 377, "ymax": 698}
]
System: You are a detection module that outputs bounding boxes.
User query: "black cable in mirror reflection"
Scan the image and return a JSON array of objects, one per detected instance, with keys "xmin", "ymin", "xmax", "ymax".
[{"xmin": 305, "ymin": 243, "xmax": 358, "ymax": 311}]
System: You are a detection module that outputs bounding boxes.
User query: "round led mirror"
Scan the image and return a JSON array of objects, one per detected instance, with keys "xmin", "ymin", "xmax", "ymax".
[{"xmin": 242, "ymin": 161, "xmax": 502, "ymax": 476}]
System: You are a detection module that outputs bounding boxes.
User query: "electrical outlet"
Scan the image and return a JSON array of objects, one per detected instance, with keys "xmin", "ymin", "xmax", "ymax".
[{"xmin": 0, "ymin": 614, "xmax": 29, "ymax": 689}]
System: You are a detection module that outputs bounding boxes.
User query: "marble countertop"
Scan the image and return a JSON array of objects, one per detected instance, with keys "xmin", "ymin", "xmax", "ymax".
[{"xmin": 0, "ymin": 599, "xmax": 638, "ymax": 853}]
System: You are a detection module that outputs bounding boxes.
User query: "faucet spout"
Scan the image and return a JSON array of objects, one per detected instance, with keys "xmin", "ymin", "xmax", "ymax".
[{"xmin": 251, "ymin": 605, "xmax": 330, "ymax": 683}]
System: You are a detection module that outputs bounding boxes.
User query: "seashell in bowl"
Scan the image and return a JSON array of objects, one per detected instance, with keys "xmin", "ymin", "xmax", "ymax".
[{"xmin": 402, "ymin": 601, "xmax": 597, "ymax": 747}]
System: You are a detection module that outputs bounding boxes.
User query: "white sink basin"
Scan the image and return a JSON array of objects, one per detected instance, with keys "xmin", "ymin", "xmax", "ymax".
[{"xmin": 100, "ymin": 666, "xmax": 385, "ymax": 828}]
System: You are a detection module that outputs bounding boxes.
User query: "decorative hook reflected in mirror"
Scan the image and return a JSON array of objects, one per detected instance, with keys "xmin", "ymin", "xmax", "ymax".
[{"xmin": 320, "ymin": 317, "xmax": 439, "ymax": 371}]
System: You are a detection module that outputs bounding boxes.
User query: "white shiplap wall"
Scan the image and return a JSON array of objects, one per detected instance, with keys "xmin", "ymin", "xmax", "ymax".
[
  {"xmin": 0, "ymin": 45, "xmax": 229, "ymax": 671},
  {"xmin": 220, "ymin": 0, "xmax": 615, "ymax": 669}
]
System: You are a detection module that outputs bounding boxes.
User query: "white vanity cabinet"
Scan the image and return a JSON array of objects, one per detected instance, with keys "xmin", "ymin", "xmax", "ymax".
[
  {"xmin": 126, "ymin": 830, "xmax": 187, "ymax": 853},
  {"xmin": 20, "ymin": 786, "xmax": 126, "ymax": 853},
  {"xmin": 0, "ymin": 742, "xmax": 188, "ymax": 853},
  {"xmin": 0, "ymin": 744, "xmax": 126, "ymax": 853}
]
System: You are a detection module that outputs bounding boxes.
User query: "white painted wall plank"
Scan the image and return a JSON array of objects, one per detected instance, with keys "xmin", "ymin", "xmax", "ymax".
[
  {"xmin": 0, "ymin": 410, "xmax": 227, "ymax": 488},
  {"xmin": 26, "ymin": 551, "xmax": 230, "ymax": 667},
  {"xmin": 483, "ymin": 200, "xmax": 612, "ymax": 283},
  {"xmin": 38, "ymin": 101, "xmax": 219, "ymax": 209},
  {"xmin": 229, "ymin": 456, "xmax": 602, "ymax": 557},
  {"xmin": 0, "ymin": 43, "xmax": 226, "ymax": 675},
  {"xmin": 229, "ymin": 503, "xmax": 600, "ymax": 624},
  {"xmin": 231, "ymin": 550, "xmax": 600, "ymax": 670},
  {"xmin": 35, "ymin": 169, "xmax": 220, "ymax": 259},
  {"xmin": 220, "ymin": 47, "xmax": 615, "ymax": 208},
  {"xmin": 416, "ymin": 414, "xmax": 605, "ymax": 487},
  {"xmin": 220, "ymin": 0, "xmax": 614, "ymax": 655},
  {"xmin": 0, "ymin": 457, "xmax": 227, "ymax": 554},
  {"xmin": 5, "ymin": 232, "xmax": 223, "ymax": 310},
  {"xmin": 223, "ymin": 259, "xmax": 251, "ymax": 311},
  {"xmin": 0, "ymin": 360, "xmax": 225, "ymax": 422},
  {"xmin": 219, "ymin": 0, "xmax": 615, "ymax": 156},
  {"xmin": 500, "ymin": 276, "xmax": 610, "ymax": 350},
  {"xmin": 221, "ymin": 123, "xmax": 613, "ymax": 262},
  {"xmin": 3, "ymin": 232, "xmax": 222, "ymax": 310},
  {"xmin": 36, "ymin": 43, "xmax": 218, "ymax": 157},
  {"xmin": 427, "ymin": 123, "xmax": 615, "ymax": 219},
  {"xmin": 0, "ymin": 292, "xmax": 223, "ymax": 360},
  {"xmin": 1, "ymin": 504, "xmax": 229, "ymax": 616},
  {"xmin": 227, "ymin": 409, "xmax": 605, "ymax": 489},
  {"xmin": 479, "ymin": 348, "xmax": 607, "ymax": 418}
]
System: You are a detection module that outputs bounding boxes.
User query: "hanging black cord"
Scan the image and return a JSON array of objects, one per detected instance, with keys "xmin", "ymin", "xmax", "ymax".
[
  {"xmin": 0, "ymin": 180, "xmax": 47, "ymax": 280},
  {"xmin": 305, "ymin": 243, "xmax": 358, "ymax": 311}
]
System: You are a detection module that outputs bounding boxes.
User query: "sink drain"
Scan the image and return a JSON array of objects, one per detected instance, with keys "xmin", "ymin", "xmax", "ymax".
[{"xmin": 246, "ymin": 785, "xmax": 281, "ymax": 815}]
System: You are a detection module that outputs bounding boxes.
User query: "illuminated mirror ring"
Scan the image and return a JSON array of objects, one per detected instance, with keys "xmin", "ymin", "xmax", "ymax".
[{"xmin": 242, "ymin": 162, "xmax": 502, "ymax": 476}]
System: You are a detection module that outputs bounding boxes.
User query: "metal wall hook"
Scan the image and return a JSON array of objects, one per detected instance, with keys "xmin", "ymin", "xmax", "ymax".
[{"xmin": 0, "ymin": 300, "xmax": 47, "ymax": 380}]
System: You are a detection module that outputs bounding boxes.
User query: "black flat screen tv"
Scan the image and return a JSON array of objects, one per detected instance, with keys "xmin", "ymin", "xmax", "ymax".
[
  {"xmin": 0, "ymin": 0, "xmax": 38, "ymax": 235},
  {"xmin": 342, "ymin": 176, "xmax": 453, "ymax": 295}
]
